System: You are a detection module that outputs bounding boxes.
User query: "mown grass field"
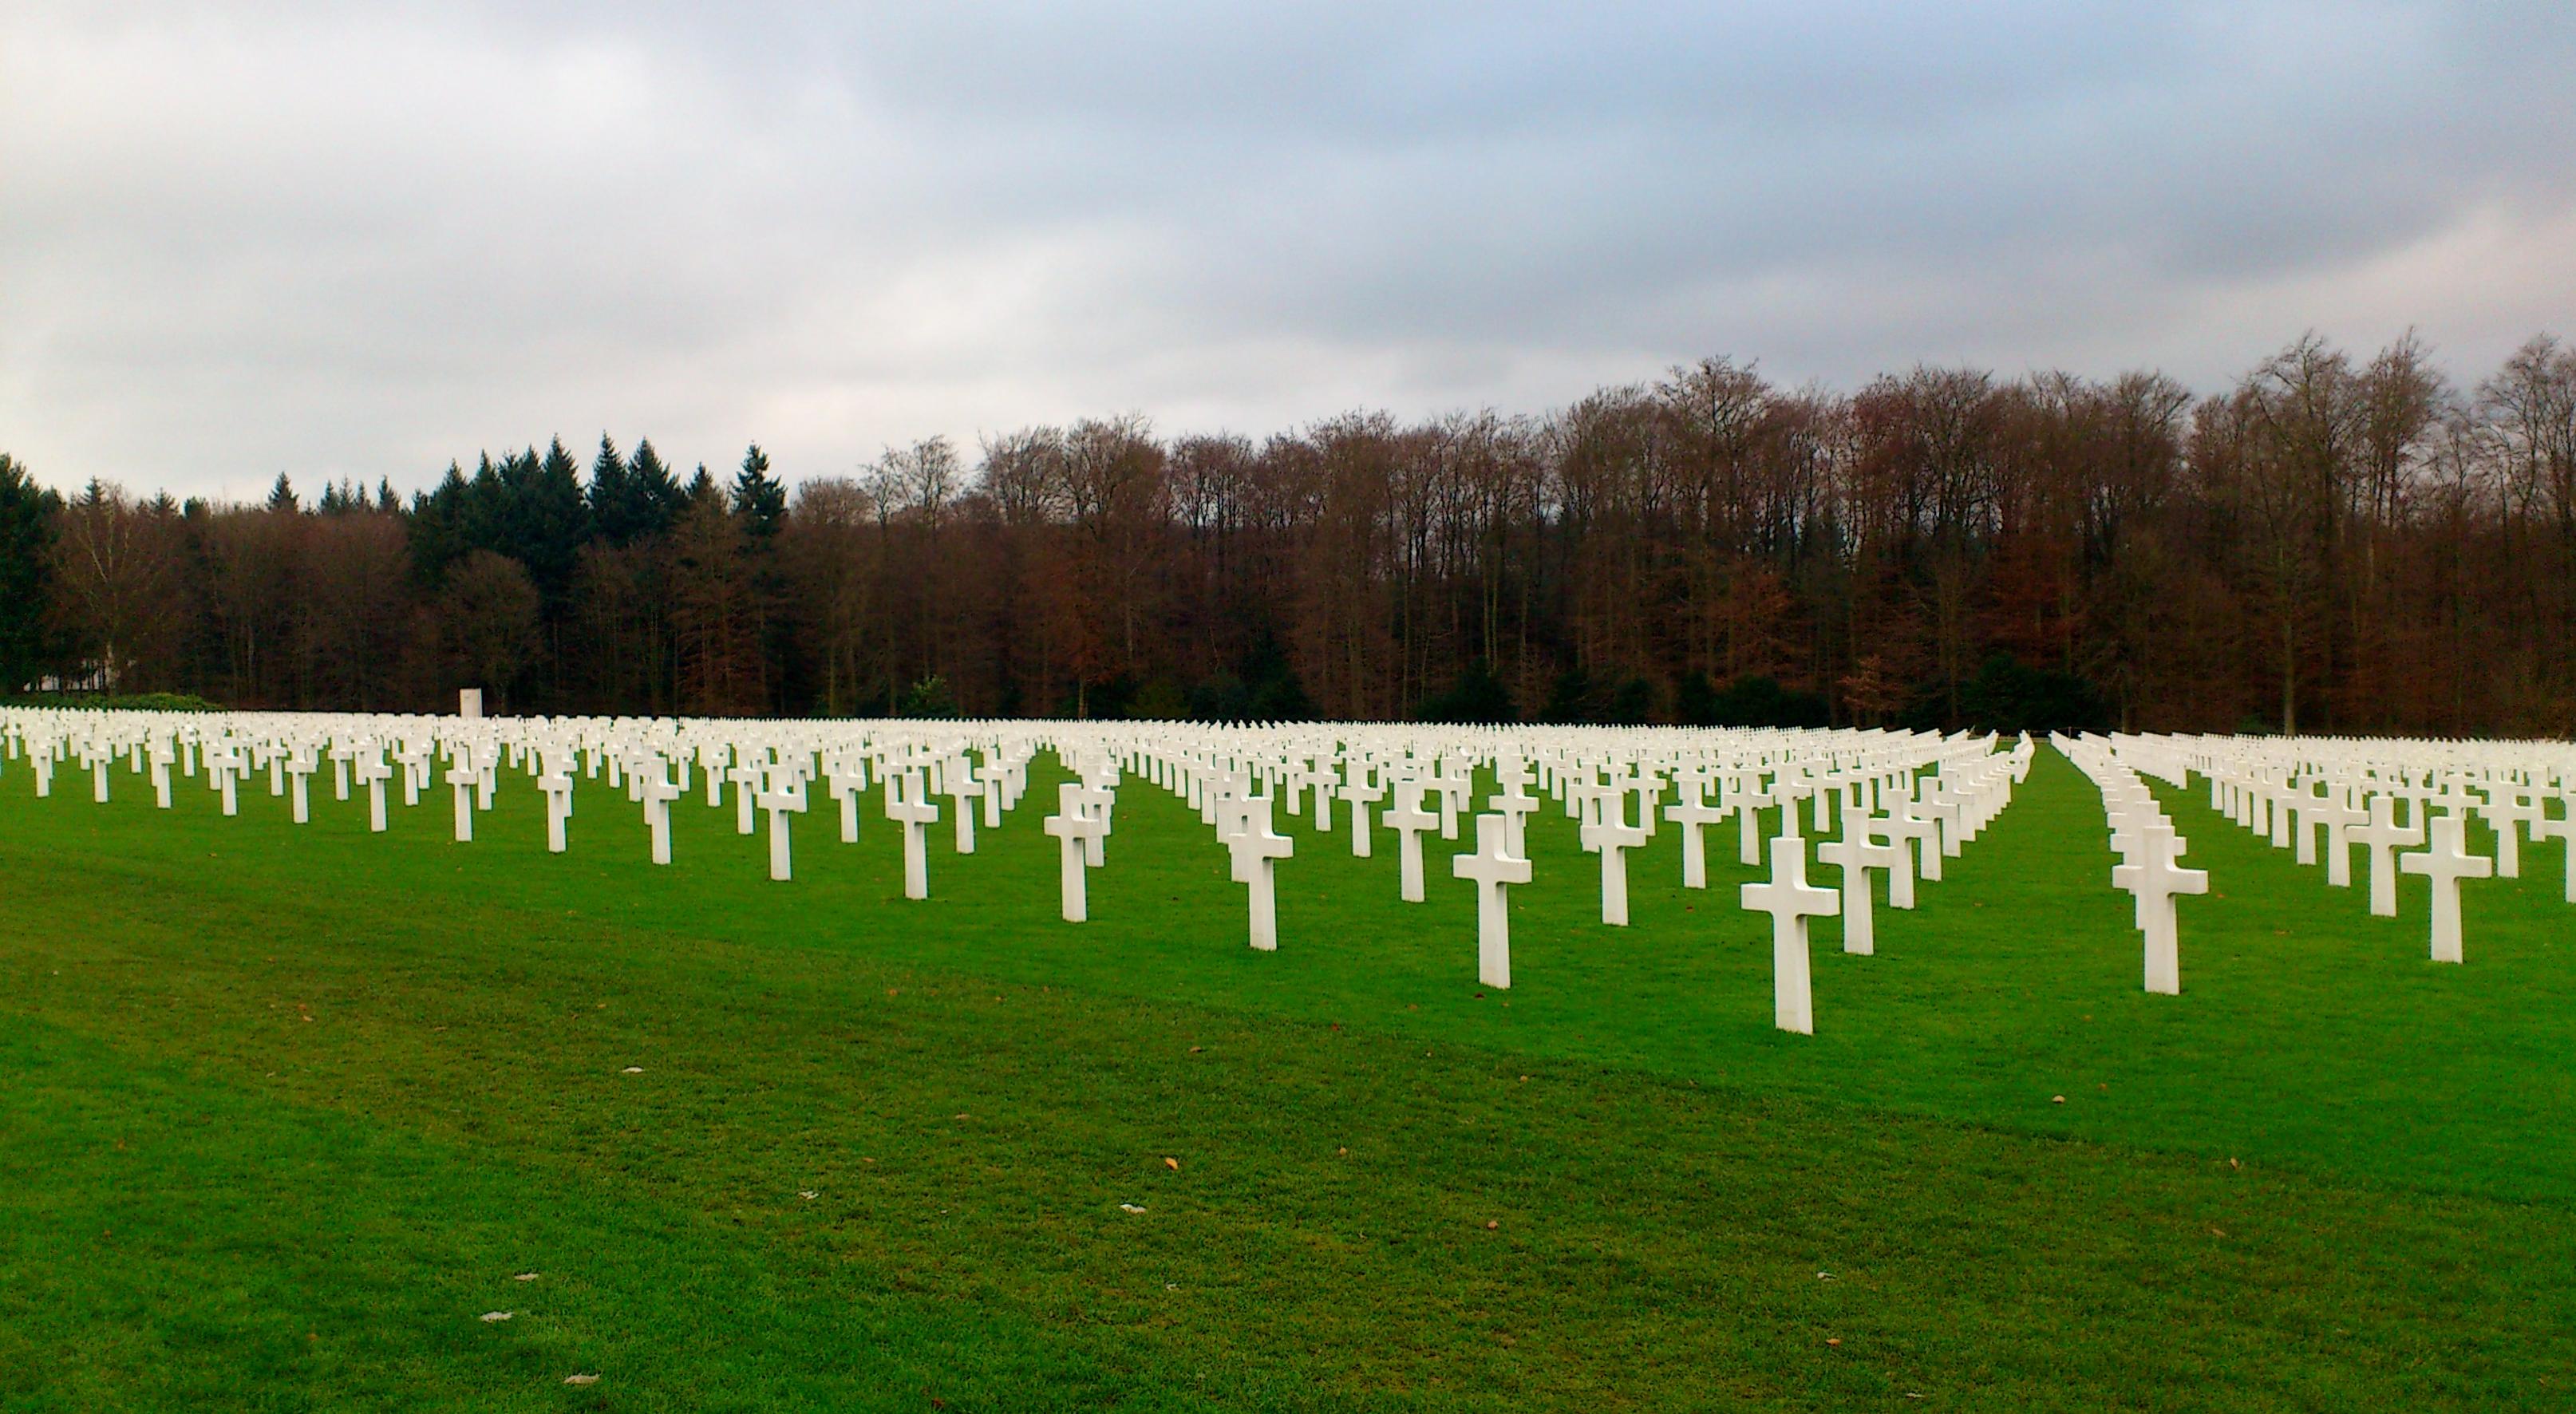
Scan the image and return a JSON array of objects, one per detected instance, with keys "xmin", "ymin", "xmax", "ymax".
[{"xmin": 3, "ymin": 742, "xmax": 2573, "ymax": 1410}]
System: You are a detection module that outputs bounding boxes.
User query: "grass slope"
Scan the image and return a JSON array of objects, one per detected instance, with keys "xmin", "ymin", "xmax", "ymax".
[{"xmin": 1, "ymin": 744, "xmax": 2571, "ymax": 1409}]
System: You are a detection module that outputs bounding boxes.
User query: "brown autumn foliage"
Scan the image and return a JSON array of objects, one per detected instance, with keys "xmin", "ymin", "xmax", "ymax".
[{"xmin": 8, "ymin": 333, "xmax": 2574, "ymax": 735}]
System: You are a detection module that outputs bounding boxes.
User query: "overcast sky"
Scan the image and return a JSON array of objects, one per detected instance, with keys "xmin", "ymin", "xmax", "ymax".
[{"xmin": 5, "ymin": 2, "xmax": 2572, "ymax": 501}]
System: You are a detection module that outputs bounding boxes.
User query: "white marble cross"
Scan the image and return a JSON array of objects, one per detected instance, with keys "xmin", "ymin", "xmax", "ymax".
[
  {"xmin": 946, "ymin": 756, "xmax": 981, "ymax": 854},
  {"xmin": 1075, "ymin": 780, "xmax": 1116, "ymax": 866},
  {"xmin": 1888, "ymin": 796, "xmax": 1942, "ymax": 886},
  {"xmin": 1862, "ymin": 808, "xmax": 1918, "ymax": 909},
  {"xmin": 206, "ymin": 744, "xmax": 243, "ymax": 816},
  {"xmin": 1044, "ymin": 782, "xmax": 1106, "ymax": 922},
  {"xmin": 729, "ymin": 760, "xmax": 764, "ymax": 835},
  {"xmin": 1920, "ymin": 786, "xmax": 1967, "ymax": 859},
  {"xmin": 2288, "ymin": 784, "xmax": 2332, "ymax": 867},
  {"xmin": 2480, "ymin": 787, "xmax": 2540, "ymax": 879},
  {"xmin": 756, "ymin": 771, "xmax": 806, "ymax": 881},
  {"xmin": 1226, "ymin": 793, "xmax": 1294, "ymax": 950},
  {"xmin": 2111, "ymin": 822, "xmax": 2205, "ymax": 995},
  {"xmin": 445, "ymin": 746, "xmax": 480, "ymax": 843},
  {"xmin": 354, "ymin": 750, "xmax": 393, "ymax": 832},
  {"xmin": 2352, "ymin": 795, "xmax": 2423, "ymax": 918},
  {"xmin": 1741, "ymin": 827, "xmax": 1839, "ymax": 1034},
  {"xmin": 1453, "ymin": 812, "xmax": 1531, "ymax": 989},
  {"xmin": 1340, "ymin": 768, "xmax": 1383, "ymax": 858},
  {"xmin": 1382, "ymin": 780, "xmax": 1440, "ymax": 903},
  {"xmin": 2400, "ymin": 813, "xmax": 2491, "ymax": 964},
  {"xmin": 539, "ymin": 767, "xmax": 575, "ymax": 853},
  {"xmin": 283, "ymin": 749, "xmax": 315, "ymax": 824},
  {"xmin": 1663, "ymin": 787, "xmax": 1725, "ymax": 890},
  {"xmin": 1731, "ymin": 775, "xmax": 1776, "ymax": 867},
  {"xmin": 2321, "ymin": 788, "xmax": 2367, "ymax": 887},
  {"xmin": 2531, "ymin": 791, "xmax": 2576, "ymax": 904},
  {"xmin": 828, "ymin": 759, "xmax": 869, "ymax": 843},
  {"xmin": 1579, "ymin": 799, "xmax": 1649, "ymax": 927},
  {"xmin": 887, "ymin": 771, "xmax": 941, "ymax": 901},
  {"xmin": 1431, "ymin": 764, "xmax": 1469, "ymax": 840},
  {"xmin": 149, "ymin": 741, "xmax": 176, "ymax": 810},
  {"xmin": 638, "ymin": 762, "xmax": 684, "ymax": 865},
  {"xmin": 1815, "ymin": 813, "xmax": 1898, "ymax": 956},
  {"xmin": 1487, "ymin": 775, "xmax": 1539, "ymax": 858}
]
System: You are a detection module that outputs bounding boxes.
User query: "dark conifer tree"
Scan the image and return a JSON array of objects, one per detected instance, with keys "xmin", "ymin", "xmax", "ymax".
[
  {"xmin": 587, "ymin": 435, "xmax": 636, "ymax": 543},
  {"xmin": 0, "ymin": 454, "xmax": 63, "ymax": 691},
  {"xmin": 407, "ymin": 462, "xmax": 472, "ymax": 588},
  {"xmin": 626, "ymin": 439, "xmax": 680, "ymax": 537},
  {"xmin": 733, "ymin": 444, "xmax": 785, "ymax": 541}
]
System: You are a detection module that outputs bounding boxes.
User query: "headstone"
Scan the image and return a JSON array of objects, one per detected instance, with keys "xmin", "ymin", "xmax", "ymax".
[
  {"xmin": 887, "ymin": 772, "xmax": 941, "ymax": 901},
  {"xmin": 1578, "ymin": 801, "xmax": 1649, "ymax": 927},
  {"xmin": 2352, "ymin": 795, "xmax": 2424, "ymax": 918},
  {"xmin": 539, "ymin": 768, "xmax": 575, "ymax": 853},
  {"xmin": 1341, "ymin": 768, "xmax": 1382, "ymax": 858},
  {"xmin": 1741, "ymin": 827, "xmax": 1839, "ymax": 1034},
  {"xmin": 757, "ymin": 772, "xmax": 805, "ymax": 881},
  {"xmin": 2111, "ymin": 822, "xmax": 2206, "ymax": 995},
  {"xmin": 1816, "ymin": 814, "xmax": 1897, "ymax": 956},
  {"xmin": 1382, "ymin": 782, "xmax": 1440, "ymax": 903},
  {"xmin": 1452, "ymin": 812, "xmax": 1531, "ymax": 989},
  {"xmin": 639, "ymin": 764, "xmax": 684, "ymax": 865},
  {"xmin": 1044, "ymin": 782, "xmax": 1105, "ymax": 922},
  {"xmin": 1226, "ymin": 794, "xmax": 1294, "ymax": 951},
  {"xmin": 1664, "ymin": 788, "xmax": 1725, "ymax": 890},
  {"xmin": 2400, "ymin": 814, "xmax": 2491, "ymax": 964}
]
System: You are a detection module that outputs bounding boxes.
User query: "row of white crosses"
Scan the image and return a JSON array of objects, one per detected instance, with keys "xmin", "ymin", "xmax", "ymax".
[
  {"xmin": 2057, "ymin": 734, "xmax": 2209, "ymax": 993},
  {"xmin": 1075, "ymin": 721, "xmax": 2033, "ymax": 1033},
  {"xmin": 2, "ymin": 708, "xmax": 2037, "ymax": 1034},
  {"xmin": 2104, "ymin": 732, "xmax": 2576, "ymax": 964},
  {"xmin": 0, "ymin": 708, "xmax": 1060, "ymax": 901}
]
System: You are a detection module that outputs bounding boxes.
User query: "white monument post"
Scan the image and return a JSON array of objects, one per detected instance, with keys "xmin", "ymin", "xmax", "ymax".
[
  {"xmin": 1742, "ymin": 828, "xmax": 1839, "ymax": 1035},
  {"xmin": 2400, "ymin": 814, "xmax": 2491, "ymax": 965},
  {"xmin": 1453, "ymin": 813, "xmax": 1531, "ymax": 989}
]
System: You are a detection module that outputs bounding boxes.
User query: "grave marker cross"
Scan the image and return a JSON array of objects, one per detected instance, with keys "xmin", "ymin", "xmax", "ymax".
[
  {"xmin": 1453, "ymin": 812, "xmax": 1531, "ymax": 989},
  {"xmin": 2400, "ymin": 814, "xmax": 2492, "ymax": 964},
  {"xmin": 1741, "ymin": 830, "xmax": 1839, "ymax": 1035}
]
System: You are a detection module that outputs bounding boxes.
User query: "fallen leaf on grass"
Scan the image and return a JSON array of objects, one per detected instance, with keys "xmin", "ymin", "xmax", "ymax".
[
  {"xmin": 1163, "ymin": 1157, "xmax": 1180, "ymax": 1171},
  {"xmin": 800, "ymin": 1191, "xmax": 818, "ymax": 1200}
]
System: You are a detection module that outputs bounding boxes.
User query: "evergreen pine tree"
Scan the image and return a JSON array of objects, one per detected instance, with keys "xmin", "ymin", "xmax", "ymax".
[
  {"xmin": 732, "ymin": 443, "xmax": 785, "ymax": 542},
  {"xmin": 627, "ymin": 439, "xmax": 680, "ymax": 537},
  {"xmin": 587, "ymin": 434, "xmax": 635, "ymax": 543},
  {"xmin": 0, "ymin": 454, "xmax": 64, "ymax": 691}
]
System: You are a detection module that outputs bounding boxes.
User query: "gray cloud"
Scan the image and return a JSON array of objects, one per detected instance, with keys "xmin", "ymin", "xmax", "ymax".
[{"xmin": 3, "ymin": 1, "xmax": 2572, "ymax": 499}]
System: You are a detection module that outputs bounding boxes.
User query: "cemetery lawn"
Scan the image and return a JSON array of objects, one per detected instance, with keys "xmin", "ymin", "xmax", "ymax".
[{"xmin": 4, "ymin": 748, "xmax": 2575, "ymax": 1411}]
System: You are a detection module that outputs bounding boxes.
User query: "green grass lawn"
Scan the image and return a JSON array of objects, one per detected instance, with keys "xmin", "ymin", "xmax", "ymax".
[{"xmin": 2, "ymin": 743, "xmax": 2573, "ymax": 1410}]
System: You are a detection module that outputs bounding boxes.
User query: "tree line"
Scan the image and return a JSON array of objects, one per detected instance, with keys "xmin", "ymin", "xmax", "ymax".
[{"xmin": 3, "ymin": 330, "xmax": 2572, "ymax": 736}]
